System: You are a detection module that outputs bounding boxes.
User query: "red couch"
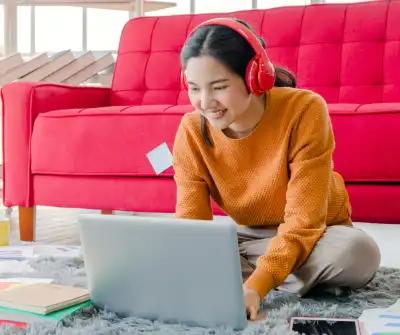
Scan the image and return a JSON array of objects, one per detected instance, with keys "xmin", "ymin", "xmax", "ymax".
[{"xmin": 2, "ymin": 0, "xmax": 400, "ymax": 241}]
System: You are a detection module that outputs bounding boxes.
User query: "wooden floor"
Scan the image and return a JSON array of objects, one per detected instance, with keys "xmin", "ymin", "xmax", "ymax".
[
  {"xmin": 3, "ymin": 206, "xmax": 400, "ymax": 270},
  {"xmin": 0, "ymin": 171, "xmax": 93, "ymax": 245},
  {"xmin": 4, "ymin": 205, "xmax": 172, "ymax": 245},
  {"xmin": 2, "ymin": 183, "xmax": 400, "ymax": 271},
  {"xmin": 7, "ymin": 206, "xmax": 92, "ymax": 245}
]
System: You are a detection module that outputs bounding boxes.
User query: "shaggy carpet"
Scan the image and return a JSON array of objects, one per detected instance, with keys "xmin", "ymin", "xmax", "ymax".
[{"xmin": 0, "ymin": 255, "xmax": 399, "ymax": 335}]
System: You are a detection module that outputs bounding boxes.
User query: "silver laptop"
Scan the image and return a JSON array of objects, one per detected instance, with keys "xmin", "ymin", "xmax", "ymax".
[{"xmin": 78, "ymin": 214, "xmax": 248, "ymax": 330}]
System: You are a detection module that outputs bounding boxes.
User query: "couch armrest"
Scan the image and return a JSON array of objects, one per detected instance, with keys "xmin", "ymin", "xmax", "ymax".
[{"xmin": 1, "ymin": 82, "xmax": 110, "ymax": 207}]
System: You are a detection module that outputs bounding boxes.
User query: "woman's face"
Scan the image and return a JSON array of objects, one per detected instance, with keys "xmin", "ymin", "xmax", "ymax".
[{"xmin": 184, "ymin": 55, "xmax": 252, "ymax": 131}]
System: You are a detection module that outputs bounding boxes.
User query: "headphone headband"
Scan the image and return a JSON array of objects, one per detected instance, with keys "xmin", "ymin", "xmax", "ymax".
[
  {"xmin": 182, "ymin": 17, "xmax": 276, "ymax": 95},
  {"xmin": 189, "ymin": 18, "xmax": 269, "ymax": 69}
]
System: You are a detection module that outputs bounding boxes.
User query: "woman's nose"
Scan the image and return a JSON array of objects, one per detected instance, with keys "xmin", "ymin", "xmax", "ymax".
[{"xmin": 200, "ymin": 91, "xmax": 215, "ymax": 110}]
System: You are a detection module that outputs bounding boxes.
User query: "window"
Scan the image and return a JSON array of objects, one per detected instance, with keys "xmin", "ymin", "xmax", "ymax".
[
  {"xmin": 87, "ymin": 9, "xmax": 129, "ymax": 51},
  {"xmin": 35, "ymin": 6, "xmax": 83, "ymax": 52},
  {"xmin": 145, "ymin": 0, "xmax": 191, "ymax": 16},
  {"xmin": 0, "ymin": 5, "xmax": 4, "ymax": 56},
  {"xmin": 195, "ymin": 0, "xmax": 252, "ymax": 13},
  {"xmin": 17, "ymin": 6, "xmax": 31, "ymax": 54}
]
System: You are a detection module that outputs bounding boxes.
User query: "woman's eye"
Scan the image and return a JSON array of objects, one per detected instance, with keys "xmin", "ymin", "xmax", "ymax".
[
  {"xmin": 189, "ymin": 87, "xmax": 200, "ymax": 92},
  {"xmin": 214, "ymin": 86, "xmax": 228, "ymax": 90}
]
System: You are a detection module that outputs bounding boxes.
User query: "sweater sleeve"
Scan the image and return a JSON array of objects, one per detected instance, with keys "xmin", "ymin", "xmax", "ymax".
[
  {"xmin": 172, "ymin": 115, "xmax": 213, "ymax": 220},
  {"xmin": 245, "ymin": 95, "xmax": 334, "ymax": 299}
]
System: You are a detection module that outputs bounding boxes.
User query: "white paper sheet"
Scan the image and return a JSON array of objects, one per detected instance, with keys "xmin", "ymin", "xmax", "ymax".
[
  {"xmin": 358, "ymin": 299, "xmax": 400, "ymax": 335},
  {"xmin": 0, "ymin": 246, "xmax": 35, "ymax": 260},
  {"xmin": 0, "ymin": 278, "xmax": 53, "ymax": 284},
  {"xmin": 146, "ymin": 142, "xmax": 173, "ymax": 175},
  {"xmin": 0, "ymin": 260, "xmax": 34, "ymax": 274},
  {"xmin": 33, "ymin": 245, "xmax": 81, "ymax": 258}
]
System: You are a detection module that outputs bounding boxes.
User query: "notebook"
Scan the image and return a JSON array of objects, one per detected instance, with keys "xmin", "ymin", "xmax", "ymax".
[
  {"xmin": 0, "ymin": 283, "xmax": 90, "ymax": 315},
  {"xmin": 0, "ymin": 301, "xmax": 92, "ymax": 324}
]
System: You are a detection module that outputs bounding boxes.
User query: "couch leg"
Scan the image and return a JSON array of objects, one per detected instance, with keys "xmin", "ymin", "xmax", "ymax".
[
  {"xmin": 19, "ymin": 206, "xmax": 36, "ymax": 242},
  {"xmin": 101, "ymin": 210, "xmax": 113, "ymax": 215}
]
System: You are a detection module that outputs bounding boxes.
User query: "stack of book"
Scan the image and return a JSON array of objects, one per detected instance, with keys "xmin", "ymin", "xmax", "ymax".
[
  {"xmin": 0, "ymin": 245, "xmax": 89, "ymax": 328},
  {"xmin": 0, "ymin": 280, "xmax": 91, "ymax": 328}
]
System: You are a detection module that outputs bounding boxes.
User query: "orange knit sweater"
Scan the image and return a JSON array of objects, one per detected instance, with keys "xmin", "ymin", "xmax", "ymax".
[{"xmin": 172, "ymin": 87, "xmax": 352, "ymax": 300}]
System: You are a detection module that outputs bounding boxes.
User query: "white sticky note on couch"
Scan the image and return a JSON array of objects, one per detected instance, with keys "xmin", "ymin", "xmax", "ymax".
[{"xmin": 146, "ymin": 142, "xmax": 173, "ymax": 175}]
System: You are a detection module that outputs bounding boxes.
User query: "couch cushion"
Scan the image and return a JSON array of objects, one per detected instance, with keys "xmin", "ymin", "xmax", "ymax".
[
  {"xmin": 30, "ymin": 105, "xmax": 192, "ymax": 177},
  {"xmin": 31, "ymin": 103, "xmax": 400, "ymax": 183},
  {"xmin": 330, "ymin": 103, "xmax": 400, "ymax": 183}
]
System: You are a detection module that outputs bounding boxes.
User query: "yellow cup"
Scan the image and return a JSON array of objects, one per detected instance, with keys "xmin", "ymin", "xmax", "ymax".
[{"xmin": 0, "ymin": 220, "xmax": 10, "ymax": 246}]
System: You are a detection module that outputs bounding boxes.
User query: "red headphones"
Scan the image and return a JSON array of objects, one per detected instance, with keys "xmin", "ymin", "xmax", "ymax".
[{"xmin": 180, "ymin": 18, "xmax": 276, "ymax": 96}]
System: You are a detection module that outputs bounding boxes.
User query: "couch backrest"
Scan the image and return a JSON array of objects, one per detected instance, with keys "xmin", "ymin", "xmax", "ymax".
[{"xmin": 110, "ymin": 0, "xmax": 400, "ymax": 106}]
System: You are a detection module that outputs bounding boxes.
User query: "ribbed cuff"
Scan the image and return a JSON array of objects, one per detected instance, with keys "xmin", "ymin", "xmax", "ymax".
[{"xmin": 244, "ymin": 267, "xmax": 275, "ymax": 300}]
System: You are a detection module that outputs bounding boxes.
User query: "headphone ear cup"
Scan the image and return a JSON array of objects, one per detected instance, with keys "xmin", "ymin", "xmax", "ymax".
[
  {"xmin": 246, "ymin": 56, "xmax": 264, "ymax": 96},
  {"xmin": 180, "ymin": 70, "xmax": 188, "ymax": 90},
  {"xmin": 257, "ymin": 60, "xmax": 276, "ymax": 91}
]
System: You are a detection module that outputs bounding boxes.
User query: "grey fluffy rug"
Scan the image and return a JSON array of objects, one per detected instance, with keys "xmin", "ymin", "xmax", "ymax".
[{"xmin": 0, "ymin": 256, "xmax": 399, "ymax": 335}]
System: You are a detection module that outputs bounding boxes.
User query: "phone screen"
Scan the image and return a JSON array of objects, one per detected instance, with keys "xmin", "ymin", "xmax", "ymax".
[{"xmin": 290, "ymin": 317, "xmax": 360, "ymax": 335}]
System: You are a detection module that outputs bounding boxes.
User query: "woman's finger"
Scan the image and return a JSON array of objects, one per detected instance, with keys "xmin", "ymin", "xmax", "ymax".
[{"xmin": 249, "ymin": 306, "xmax": 258, "ymax": 321}]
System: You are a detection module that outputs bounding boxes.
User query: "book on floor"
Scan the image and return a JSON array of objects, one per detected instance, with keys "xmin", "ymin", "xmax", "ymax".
[
  {"xmin": 0, "ymin": 300, "xmax": 92, "ymax": 325},
  {"xmin": 0, "ymin": 283, "xmax": 90, "ymax": 315}
]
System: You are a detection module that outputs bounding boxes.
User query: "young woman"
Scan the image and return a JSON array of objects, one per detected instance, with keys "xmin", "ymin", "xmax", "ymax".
[{"xmin": 173, "ymin": 18, "xmax": 381, "ymax": 320}]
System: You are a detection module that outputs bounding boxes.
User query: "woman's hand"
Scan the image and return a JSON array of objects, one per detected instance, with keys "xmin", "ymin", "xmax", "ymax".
[{"xmin": 243, "ymin": 285, "xmax": 261, "ymax": 321}]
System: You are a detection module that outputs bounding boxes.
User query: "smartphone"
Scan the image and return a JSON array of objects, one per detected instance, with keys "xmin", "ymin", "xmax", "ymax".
[{"xmin": 290, "ymin": 316, "xmax": 362, "ymax": 335}]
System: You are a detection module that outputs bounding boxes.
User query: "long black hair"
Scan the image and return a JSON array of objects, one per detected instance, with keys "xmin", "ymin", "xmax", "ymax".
[{"xmin": 180, "ymin": 19, "xmax": 296, "ymax": 147}]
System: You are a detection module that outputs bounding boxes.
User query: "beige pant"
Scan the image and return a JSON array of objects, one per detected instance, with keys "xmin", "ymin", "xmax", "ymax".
[{"xmin": 238, "ymin": 225, "xmax": 381, "ymax": 297}]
